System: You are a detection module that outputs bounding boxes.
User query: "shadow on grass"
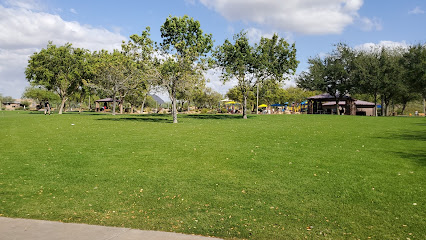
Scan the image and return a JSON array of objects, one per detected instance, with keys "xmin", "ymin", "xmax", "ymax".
[
  {"xmin": 393, "ymin": 150, "xmax": 426, "ymax": 166},
  {"xmin": 97, "ymin": 117, "xmax": 172, "ymax": 123},
  {"xmin": 378, "ymin": 129, "xmax": 426, "ymax": 166},
  {"xmin": 393, "ymin": 131, "xmax": 426, "ymax": 141},
  {"xmin": 181, "ymin": 114, "xmax": 255, "ymax": 120},
  {"xmin": 378, "ymin": 129, "xmax": 426, "ymax": 142}
]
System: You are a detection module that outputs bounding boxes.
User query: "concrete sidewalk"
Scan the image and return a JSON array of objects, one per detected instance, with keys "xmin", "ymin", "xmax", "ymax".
[{"xmin": 0, "ymin": 217, "xmax": 222, "ymax": 240}]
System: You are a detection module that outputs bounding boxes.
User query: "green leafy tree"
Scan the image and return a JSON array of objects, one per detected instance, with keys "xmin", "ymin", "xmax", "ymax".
[
  {"xmin": 25, "ymin": 42, "xmax": 91, "ymax": 114},
  {"xmin": 216, "ymin": 32, "xmax": 297, "ymax": 119},
  {"xmin": 297, "ymin": 43, "xmax": 355, "ymax": 115},
  {"xmin": 22, "ymin": 87, "xmax": 60, "ymax": 107},
  {"xmin": 1, "ymin": 95, "xmax": 14, "ymax": 103},
  {"xmin": 376, "ymin": 48, "xmax": 406, "ymax": 116},
  {"xmin": 401, "ymin": 44, "xmax": 426, "ymax": 114},
  {"xmin": 1, "ymin": 95, "xmax": 14, "ymax": 110},
  {"xmin": 193, "ymin": 87, "xmax": 222, "ymax": 109},
  {"xmin": 351, "ymin": 50, "xmax": 382, "ymax": 116},
  {"xmin": 122, "ymin": 27, "xmax": 156, "ymax": 114},
  {"xmin": 157, "ymin": 15, "xmax": 213, "ymax": 123},
  {"xmin": 284, "ymin": 86, "xmax": 320, "ymax": 105},
  {"xmin": 90, "ymin": 50, "xmax": 138, "ymax": 115}
]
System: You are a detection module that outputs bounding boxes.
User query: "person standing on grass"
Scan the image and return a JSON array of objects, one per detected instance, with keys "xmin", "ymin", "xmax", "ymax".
[{"xmin": 44, "ymin": 100, "xmax": 51, "ymax": 115}]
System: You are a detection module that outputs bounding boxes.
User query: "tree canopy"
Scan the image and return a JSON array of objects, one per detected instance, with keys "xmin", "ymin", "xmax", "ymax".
[
  {"xmin": 157, "ymin": 15, "xmax": 213, "ymax": 123},
  {"xmin": 215, "ymin": 31, "xmax": 298, "ymax": 119},
  {"xmin": 22, "ymin": 16, "xmax": 424, "ymax": 117},
  {"xmin": 25, "ymin": 42, "xmax": 91, "ymax": 114}
]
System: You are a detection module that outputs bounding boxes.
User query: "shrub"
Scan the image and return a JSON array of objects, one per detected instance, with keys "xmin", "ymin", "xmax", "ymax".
[{"xmin": 200, "ymin": 108, "xmax": 209, "ymax": 114}]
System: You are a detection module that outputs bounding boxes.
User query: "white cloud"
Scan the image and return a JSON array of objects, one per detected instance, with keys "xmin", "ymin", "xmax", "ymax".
[
  {"xmin": 2, "ymin": 0, "xmax": 44, "ymax": 11},
  {"xmin": 409, "ymin": 6, "xmax": 424, "ymax": 15},
  {"xmin": 70, "ymin": 8, "xmax": 77, "ymax": 14},
  {"xmin": 359, "ymin": 17, "xmax": 382, "ymax": 31},
  {"xmin": 199, "ymin": 0, "xmax": 364, "ymax": 35},
  {"xmin": 205, "ymin": 68, "xmax": 237, "ymax": 96},
  {"xmin": 355, "ymin": 41, "xmax": 409, "ymax": 52},
  {"xmin": 185, "ymin": 0, "xmax": 196, "ymax": 5},
  {"xmin": 0, "ymin": 4, "xmax": 126, "ymax": 98},
  {"xmin": 246, "ymin": 28, "xmax": 274, "ymax": 43}
]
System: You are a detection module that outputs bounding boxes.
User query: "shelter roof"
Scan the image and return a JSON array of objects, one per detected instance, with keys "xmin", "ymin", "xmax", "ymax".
[
  {"xmin": 307, "ymin": 93, "xmax": 353, "ymax": 101},
  {"xmin": 95, "ymin": 98, "xmax": 122, "ymax": 103},
  {"xmin": 322, "ymin": 100, "xmax": 375, "ymax": 107}
]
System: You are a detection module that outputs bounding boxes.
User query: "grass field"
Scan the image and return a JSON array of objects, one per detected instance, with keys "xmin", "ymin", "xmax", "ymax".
[{"xmin": 0, "ymin": 111, "xmax": 425, "ymax": 239}]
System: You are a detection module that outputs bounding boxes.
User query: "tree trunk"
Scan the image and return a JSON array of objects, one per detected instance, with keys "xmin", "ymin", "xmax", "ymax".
[
  {"xmin": 112, "ymin": 99, "xmax": 116, "ymax": 115},
  {"xmin": 243, "ymin": 94, "xmax": 247, "ymax": 119},
  {"xmin": 374, "ymin": 93, "xmax": 377, "ymax": 117},
  {"xmin": 112, "ymin": 92, "xmax": 117, "ymax": 116},
  {"xmin": 384, "ymin": 97, "xmax": 390, "ymax": 116},
  {"xmin": 381, "ymin": 96, "xmax": 384, "ymax": 116},
  {"xmin": 401, "ymin": 103, "xmax": 407, "ymax": 115},
  {"xmin": 335, "ymin": 99, "xmax": 340, "ymax": 115},
  {"xmin": 140, "ymin": 94, "xmax": 147, "ymax": 114},
  {"xmin": 172, "ymin": 89, "xmax": 178, "ymax": 123},
  {"xmin": 256, "ymin": 83, "xmax": 259, "ymax": 115},
  {"xmin": 58, "ymin": 97, "xmax": 67, "ymax": 114},
  {"xmin": 79, "ymin": 98, "xmax": 83, "ymax": 114}
]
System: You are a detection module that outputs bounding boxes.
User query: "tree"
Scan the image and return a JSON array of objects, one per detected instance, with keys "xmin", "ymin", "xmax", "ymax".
[
  {"xmin": 122, "ymin": 27, "xmax": 156, "ymax": 114},
  {"xmin": 1, "ymin": 95, "xmax": 14, "ymax": 103},
  {"xmin": 91, "ymin": 50, "xmax": 138, "ymax": 115},
  {"xmin": 284, "ymin": 86, "xmax": 321, "ymax": 105},
  {"xmin": 157, "ymin": 15, "xmax": 213, "ymax": 123},
  {"xmin": 297, "ymin": 44, "xmax": 355, "ymax": 115},
  {"xmin": 258, "ymin": 80, "xmax": 282, "ymax": 106},
  {"xmin": 22, "ymin": 87, "xmax": 60, "ymax": 106},
  {"xmin": 402, "ymin": 44, "xmax": 426, "ymax": 115},
  {"xmin": 215, "ymin": 32, "xmax": 298, "ymax": 119},
  {"xmin": 193, "ymin": 87, "xmax": 222, "ymax": 109},
  {"xmin": 351, "ymin": 50, "xmax": 382, "ymax": 116},
  {"xmin": 25, "ymin": 42, "xmax": 91, "ymax": 114},
  {"xmin": 1, "ymin": 94, "xmax": 14, "ymax": 110}
]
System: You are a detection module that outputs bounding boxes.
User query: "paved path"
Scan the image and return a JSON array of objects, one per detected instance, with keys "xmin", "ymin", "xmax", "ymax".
[{"xmin": 0, "ymin": 217, "xmax": 222, "ymax": 240}]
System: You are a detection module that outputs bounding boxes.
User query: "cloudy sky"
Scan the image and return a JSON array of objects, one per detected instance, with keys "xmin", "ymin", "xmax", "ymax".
[{"xmin": 1, "ymin": 0, "xmax": 425, "ymax": 99}]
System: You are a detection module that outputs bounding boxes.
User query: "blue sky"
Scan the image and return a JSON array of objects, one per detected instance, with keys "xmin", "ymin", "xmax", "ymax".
[{"xmin": 1, "ymin": 0, "xmax": 425, "ymax": 99}]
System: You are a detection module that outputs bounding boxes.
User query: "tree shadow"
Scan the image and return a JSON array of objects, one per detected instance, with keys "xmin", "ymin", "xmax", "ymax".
[
  {"xmin": 182, "ymin": 114, "xmax": 255, "ymax": 120},
  {"xmin": 392, "ymin": 131, "xmax": 426, "ymax": 141},
  {"xmin": 377, "ymin": 129, "xmax": 426, "ymax": 166},
  {"xmin": 393, "ymin": 150, "xmax": 426, "ymax": 166},
  {"xmin": 97, "ymin": 117, "xmax": 172, "ymax": 123}
]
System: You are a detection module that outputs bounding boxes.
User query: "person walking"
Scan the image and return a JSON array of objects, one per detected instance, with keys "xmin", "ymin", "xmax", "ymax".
[{"xmin": 44, "ymin": 100, "xmax": 51, "ymax": 115}]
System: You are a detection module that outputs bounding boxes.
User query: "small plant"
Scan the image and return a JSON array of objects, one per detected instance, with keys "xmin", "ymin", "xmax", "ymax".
[{"xmin": 200, "ymin": 108, "xmax": 208, "ymax": 114}]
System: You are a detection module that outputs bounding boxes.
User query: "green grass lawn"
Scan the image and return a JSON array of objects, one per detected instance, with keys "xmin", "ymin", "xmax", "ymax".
[{"xmin": 0, "ymin": 111, "xmax": 425, "ymax": 239}]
